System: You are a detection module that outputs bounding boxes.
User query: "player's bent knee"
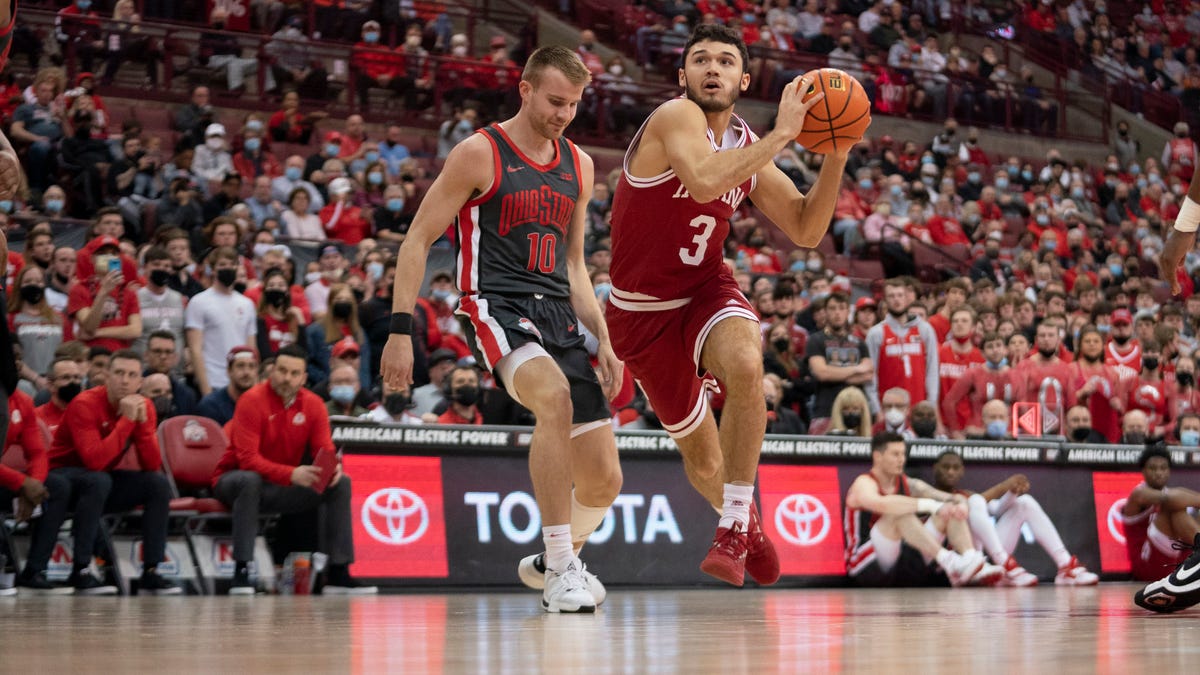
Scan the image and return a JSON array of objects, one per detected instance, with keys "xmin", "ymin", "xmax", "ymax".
[
  {"xmin": 682, "ymin": 451, "xmax": 722, "ymax": 480},
  {"xmin": 1016, "ymin": 493, "xmax": 1040, "ymax": 513}
]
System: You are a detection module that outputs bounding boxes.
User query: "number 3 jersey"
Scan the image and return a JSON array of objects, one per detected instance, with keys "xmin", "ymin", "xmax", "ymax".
[
  {"xmin": 456, "ymin": 124, "xmax": 582, "ymax": 299},
  {"xmin": 609, "ymin": 104, "xmax": 758, "ymax": 308}
]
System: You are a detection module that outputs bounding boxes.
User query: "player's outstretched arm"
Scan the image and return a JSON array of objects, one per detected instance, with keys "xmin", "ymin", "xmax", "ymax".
[
  {"xmin": 565, "ymin": 150, "xmax": 623, "ymax": 400},
  {"xmin": 380, "ymin": 135, "xmax": 491, "ymax": 391},
  {"xmin": 847, "ymin": 475, "xmax": 944, "ymax": 516},
  {"xmin": 1159, "ymin": 164, "xmax": 1200, "ymax": 294},
  {"xmin": 645, "ymin": 74, "xmax": 822, "ymax": 204}
]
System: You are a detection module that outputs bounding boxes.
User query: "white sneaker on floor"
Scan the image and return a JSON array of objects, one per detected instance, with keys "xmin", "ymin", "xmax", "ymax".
[
  {"xmin": 967, "ymin": 562, "xmax": 1005, "ymax": 586},
  {"xmin": 1054, "ymin": 556, "xmax": 1099, "ymax": 586},
  {"xmin": 324, "ymin": 583, "xmax": 379, "ymax": 596},
  {"xmin": 941, "ymin": 549, "xmax": 986, "ymax": 587},
  {"xmin": 1000, "ymin": 557, "xmax": 1039, "ymax": 587},
  {"xmin": 519, "ymin": 553, "xmax": 606, "ymax": 605},
  {"xmin": 541, "ymin": 559, "xmax": 596, "ymax": 614}
]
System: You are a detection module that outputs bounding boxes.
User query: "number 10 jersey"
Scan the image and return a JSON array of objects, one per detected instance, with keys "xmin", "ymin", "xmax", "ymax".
[{"xmin": 608, "ymin": 104, "xmax": 758, "ymax": 310}]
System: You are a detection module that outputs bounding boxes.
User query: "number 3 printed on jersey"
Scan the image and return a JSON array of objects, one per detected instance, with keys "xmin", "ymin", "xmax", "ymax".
[{"xmin": 679, "ymin": 215, "xmax": 717, "ymax": 266}]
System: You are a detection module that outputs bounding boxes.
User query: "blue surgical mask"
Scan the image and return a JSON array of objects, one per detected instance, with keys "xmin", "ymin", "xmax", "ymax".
[
  {"xmin": 968, "ymin": 172, "xmax": 981, "ymax": 183},
  {"xmin": 431, "ymin": 288, "xmax": 453, "ymax": 302},
  {"xmin": 77, "ymin": 0, "xmax": 91, "ymax": 8},
  {"xmin": 1071, "ymin": 187, "xmax": 1085, "ymax": 199},
  {"xmin": 0, "ymin": 200, "xmax": 12, "ymax": 213},
  {"xmin": 890, "ymin": 185, "xmax": 902, "ymax": 196},
  {"xmin": 1021, "ymin": 170, "xmax": 1033, "ymax": 181},
  {"xmin": 594, "ymin": 282, "xmax": 612, "ymax": 300},
  {"xmin": 1108, "ymin": 263, "xmax": 1123, "ymax": 276},
  {"xmin": 244, "ymin": 137, "xmax": 261, "ymax": 152},
  {"xmin": 368, "ymin": 172, "xmax": 384, "ymax": 186},
  {"xmin": 285, "ymin": 166, "xmax": 302, "ymax": 181},
  {"xmin": 921, "ymin": 156, "xmax": 935, "ymax": 165},
  {"xmin": 330, "ymin": 385, "xmax": 357, "ymax": 405},
  {"xmin": 986, "ymin": 358, "xmax": 1008, "ymax": 369},
  {"xmin": 1130, "ymin": 165, "xmax": 1141, "ymax": 175},
  {"xmin": 674, "ymin": 22, "xmax": 689, "ymax": 34},
  {"xmin": 1137, "ymin": 179, "xmax": 1148, "ymax": 190},
  {"xmin": 325, "ymin": 144, "xmax": 341, "ymax": 157},
  {"xmin": 986, "ymin": 420, "xmax": 1008, "ymax": 439},
  {"xmin": 364, "ymin": 31, "xmax": 380, "ymax": 44},
  {"xmin": 790, "ymin": 260, "xmax": 807, "ymax": 273},
  {"xmin": 1036, "ymin": 214, "xmax": 1049, "ymax": 226},
  {"xmin": 45, "ymin": 199, "xmax": 64, "ymax": 213},
  {"xmin": 386, "ymin": 197, "xmax": 404, "ymax": 212},
  {"xmin": 859, "ymin": 179, "xmax": 873, "ymax": 190},
  {"xmin": 246, "ymin": 120, "xmax": 264, "ymax": 132},
  {"xmin": 1007, "ymin": 165, "xmax": 1019, "ymax": 176},
  {"xmin": 995, "ymin": 178, "xmax": 1009, "ymax": 190},
  {"xmin": 1182, "ymin": 429, "xmax": 1200, "ymax": 447},
  {"xmin": 365, "ymin": 151, "xmax": 380, "ymax": 164},
  {"xmin": 1097, "ymin": 323, "xmax": 1111, "ymax": 333},
  {"xmin": 366, "ymin": 262, "xmax": 384, "ymax": 280}
]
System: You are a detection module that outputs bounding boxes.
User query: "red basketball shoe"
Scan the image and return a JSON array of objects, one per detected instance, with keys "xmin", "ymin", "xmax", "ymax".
[
  {"xmin": 746, "ymin": 504, "xmax": 781, "ymax": 585},
  {"xmin": 700, "ymin": 522, "xmax": 749, "ymax": 587}
]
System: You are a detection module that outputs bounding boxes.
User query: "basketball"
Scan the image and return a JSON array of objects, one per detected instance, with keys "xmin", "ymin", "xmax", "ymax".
[{"xmin": 794, "ymin": 68, "xmax": 872, "ymax": 154}]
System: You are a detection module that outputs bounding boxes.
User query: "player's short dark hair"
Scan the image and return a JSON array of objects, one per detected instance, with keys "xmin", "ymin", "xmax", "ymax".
[
  {"xmin": 148, "ymin": 330, "xmax": 177, "ymax": 345},
  {"xmin": 683, "ymin": 24, "xmax": 750, "ymax": 74},
  {"xmin": 1138, "ymin": 443, "xmax": 1172, "ymax": 469},
  {"xmin": 871, "ymin": 431, "xmax": 906, "ymax": 454}
]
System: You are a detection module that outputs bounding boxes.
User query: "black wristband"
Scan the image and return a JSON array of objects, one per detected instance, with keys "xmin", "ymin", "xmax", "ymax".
[{"xmin": 389, "ymin": 312, "xmax": 414, "ymax": 335}]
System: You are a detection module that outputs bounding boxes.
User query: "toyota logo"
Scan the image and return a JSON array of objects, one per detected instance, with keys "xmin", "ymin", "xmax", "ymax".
[
  {"xmin": 774, "ymin": 494, "xmax": 831, "ymax": 546},
  {"xmin": 362, "ymin": 488, "xmax": 429, "ymax": 545},
  {"xmin": 1107, "ymin": 498, "xmax": 1128, "ymax": 545}
]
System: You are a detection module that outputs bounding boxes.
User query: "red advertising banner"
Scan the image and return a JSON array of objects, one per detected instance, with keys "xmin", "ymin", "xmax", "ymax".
[
  {"xmin": 758, "ymin": 465, "xmax": 846, "ymax": 576},
  {"xmin": 345, "ymin": 455, "xmax": 448, "ymax": 578},
  {"xmin": 1091, "ymin": 471, "xmax": 1143, "ymax": 574}
]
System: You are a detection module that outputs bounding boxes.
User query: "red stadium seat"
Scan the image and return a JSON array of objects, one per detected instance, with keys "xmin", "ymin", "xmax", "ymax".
[{"xmin": 157, "ymin": 416, "xmax": 231, "ymax": 516}]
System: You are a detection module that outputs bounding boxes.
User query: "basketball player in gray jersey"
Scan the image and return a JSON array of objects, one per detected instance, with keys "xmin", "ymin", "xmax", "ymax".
[{"xmin": 382, "ymin": 46, "xmax": 622, "ymax": 613}]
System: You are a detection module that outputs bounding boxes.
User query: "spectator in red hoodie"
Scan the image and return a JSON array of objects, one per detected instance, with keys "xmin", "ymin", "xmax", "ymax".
[
  {"xmin": 47, "ymin": 349, "xmax": 178, "ymax": 594},
  {"xmin": 352, "ymin": 20, "xmax": 404, "ymax": 109},
  {"xmin": 320, "ymin": 177, "xmax": 371, "ymax": 245}
]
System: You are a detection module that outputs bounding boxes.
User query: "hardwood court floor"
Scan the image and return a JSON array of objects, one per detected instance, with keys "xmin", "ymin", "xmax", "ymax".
[{"xmin": 3, "ymin": 584, "xmax": 1199, "ymax": 674}]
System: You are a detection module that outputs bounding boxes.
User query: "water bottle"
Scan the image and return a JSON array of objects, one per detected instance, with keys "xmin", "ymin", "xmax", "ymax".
[
  {"xmin": 278, "ymin": 556, "xmax": 295, "ymax": 595},
  {"xmin": 293, "ymin": 556, "xmax": 312, "ymax": 595}
]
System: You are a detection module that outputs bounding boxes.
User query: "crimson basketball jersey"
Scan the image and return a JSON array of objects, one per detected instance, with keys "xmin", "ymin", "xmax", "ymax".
[
  {"xmin": 1105, "ymin": 339, "xmax": 1141, "ymax": 378},
  {"xmin": 845, "ymin": 473, "xmax": 910, "ymax": 575},
  {"xmin": 609, "ymin": 101, "xmax": 758, "ymax": 307},
  {"xmin": 875, "ymin": 322, "xmax": 931, "ymax": 404},
  {"xmin": 456, "ymin": 124, "xmax": 581, "ymax": 299}
]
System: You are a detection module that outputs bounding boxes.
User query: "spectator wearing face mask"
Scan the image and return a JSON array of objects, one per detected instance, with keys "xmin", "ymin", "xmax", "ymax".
[
  {"xmin": 35, "ymin": 357, "xmax": 83, "ymax": 435},
  {"xmin": 976, "ymin": 399, "xmax": 1012, "ymax": 441},
  {"xmin": 67, "ymin": 236, "xmax": 141, "ymax": 351},
  {"xmin": 325, "ymin": 364, "xmax": 367, "ymax": 418},
  {"xmin": 943, "ymin": 332, "xmax": 1020, "ymax": 439},
  {"xmin": 1175, "ymin": 413, "xmax": 1200, "ymax": 448},
  {"xmin": 1126, "ymin": 338, "xmax": 1176, "ymax": 436},
  {"xmin": 1064, "ymin": 405, "xmax": 1108, "ymax": 444},
  {"xmin": 910, "ymin": 401, "xmax": 944, "ymax": 439},
  {"xmin": 197, "ymin": 345, "xmax": 260, "ymax": 428},
  {"xmin": 1122, "ymin": 409, "xmax": 1151, "ymax": 445},
  {"xmin": 319, "ymin": 177, "xmax": 372, "ymax": 245},
  {"xmin": 872, "ymin": 387, "xmax": 916, "ymax": 440},
  {"xmin": 304, "ymin": 284, "xmax": 370, "ymax": 389},
  {"xmin": 764, "ymin": 373, "xmax": 804, "ymax": 435},
  {"xmin": 185, "ymin": 247, "xmax": 257, "ymax": 397},
  {"xmin": 1068, "ymin": 326, "xmax": 1124, "ymax": 443},
  {"xmin": 435, "ymin": 365, "xmax": 482, "ymax": 425},
  {"xmin": 828, "ymin": 386, "xmax": 872, "ymax": 437},
  {"xmin": 364, "ymin": 379, "xmax": 423, "ymax": 425}
]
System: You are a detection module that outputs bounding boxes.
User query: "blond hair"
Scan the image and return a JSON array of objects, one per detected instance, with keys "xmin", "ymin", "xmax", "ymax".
[
  {"xmin": 522, "ymin": 45, "xmax": 591, "ymax": 88},
  {"xmin": 831, "ymin": 386, "xmax": 872, "ymax": 437}
]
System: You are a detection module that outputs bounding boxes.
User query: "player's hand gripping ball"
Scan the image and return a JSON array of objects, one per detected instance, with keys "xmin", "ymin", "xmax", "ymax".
[{"xmin": 794, "ymin": 68, "xmax": 872, "ymax": 154}]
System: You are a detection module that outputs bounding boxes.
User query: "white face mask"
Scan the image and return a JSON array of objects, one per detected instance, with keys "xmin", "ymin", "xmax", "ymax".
[
  {"xmin": 608, "ymin": 65, "xmax": 623, "ymax": 76},
  {"xmin": 406, "ymin": 35, "xmax": 421, "ymax": 48},
  {"xmin": 305, "ymin": 271, "xmax": 323, "ymax": 285},
  {"xmin": 206, "ymin": 137, "xmax": 224, "ymax": 151},
  {"xmin": 884, "ymin": 408, "xmax": 906, "ymax": 427},
  {"xmin": 451, "ymin": 45, "xmax": 468, "ymax": 57}
]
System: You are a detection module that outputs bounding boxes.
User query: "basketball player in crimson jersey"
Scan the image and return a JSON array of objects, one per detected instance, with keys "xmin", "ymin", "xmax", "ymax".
[
  {"xmin": 605, "ymin": 24, "xmax": 849, "ymax": 586},
  {"xmin": 381, "ymin": 47, "xmax": 621, "ymax": 613},
  {"xmin": 937, "ymin": 307, "xmax": 985, "ymax": 433}
]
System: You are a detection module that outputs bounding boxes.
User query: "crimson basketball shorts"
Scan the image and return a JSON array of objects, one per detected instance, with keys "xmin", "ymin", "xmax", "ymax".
[
  {"xmin": 457, "ymin": 293, "xmax": 609, "ymax": 425},
  {"xmin": 606, "ymin": 279, "xmax": 758, "ymax": 438},
  {"xmin": 1126, "ymin": 520, "xmax": 1187, "ymax": 582}
]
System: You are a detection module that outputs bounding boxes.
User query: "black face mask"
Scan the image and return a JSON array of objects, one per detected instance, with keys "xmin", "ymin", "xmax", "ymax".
[
  {"xmin": 842, "ymin": 412, "xmax": 863, "ymax": 429},
  {"xmin": 1178, "ymin": 372, "xmax": 1194, "ymax": 388},
  {"xmin": 352, "ymin": 288, "xmax": 366, "ymax": 303},
  {"xmin": 383, "ymin": 393, "xmax": 411, "ymax": 415},
  {"xmin": 1123, "ymin": 431, "xmax": 1146, "ymax": 445},
  {"xmin": 232, "ymin": 281, "xmax": 247, "ymax": 294},
  {"xmin": 152, "ymin": 395, "xmax": 173, "ymax": 419},
  {"xmin": 54, "ymin": 272, "xmax": 71, "ymax": 286},
  {"xmin": 57, "ymin": 382, "xmax": 82, "ymax": 404},
  {"xmin": 149, "ymin": 269, "xmax": 172, "ymax": 288},
  {"xmin": 331, "ymin": 302, "xmax": 354, "ymax": 320},
  {"xmin": 912, "ymin": 418, "xmax": 938, "ymax": 438},
  {"xmin": 772, "ymin": 338, "xmax": 790, "ymax": 353},
  {"xmin": 1113, "ymin": 334, "xmax": 1131, "ymax": 345},
  {"xmin": 19, "ymin": 285, "xmax": 44, "ymax": 305},
  {"xmin": 1142, "ymin": 357, "xmax": 1160, "ymax": 372},
  {"xmin": 1071, "ymin": 427, "xmax": 1092, "ymax": 442},
  {"xmin": 264, "ymin": 289, "xmax": 288, "ymax": 308},
  {"xmin": 985, "ymin": 248, "xmax": 1000, "ymax": 260},
  {"xmin": 453, "ymin": 385, "xmax": 479, "ymax": 406},
  {"xmin": 216, "ymin": 268, "xmax": 237, "ymax": 288}
]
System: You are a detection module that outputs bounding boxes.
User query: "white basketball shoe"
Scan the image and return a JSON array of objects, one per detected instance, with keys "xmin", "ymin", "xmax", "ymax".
[
  {"xmin": 542, "ymin": 559, "xmax": 597, "ymax": 614},
  {"xmin": 519, "ymin": 552, "xmax": 606, "ymax": 605}
]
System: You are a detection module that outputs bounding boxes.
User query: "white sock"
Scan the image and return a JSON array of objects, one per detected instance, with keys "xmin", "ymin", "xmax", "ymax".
[
  {"xmin": 543, "ymin": 524, "xmax": 574, "ymax": 573},
  {"xmin": 967, "ymin": 494, "xmax": 1008, "ymax": 565},
  {"xmin": 570, "ymin": 490, "xmax": 611, "ymax": 554},
  {"xmin": 718, "ymin": 483, "xmax": 754, "ymax": 530},
  {"xmin": 935, "ymin": 548, "xmax": 956, "ymax": 569}
]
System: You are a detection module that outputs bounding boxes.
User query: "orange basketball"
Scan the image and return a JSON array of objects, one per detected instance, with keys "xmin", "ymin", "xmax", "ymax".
[{"xmin": 794, "ymin": 68, "xmax": 872, "ymax": 154}]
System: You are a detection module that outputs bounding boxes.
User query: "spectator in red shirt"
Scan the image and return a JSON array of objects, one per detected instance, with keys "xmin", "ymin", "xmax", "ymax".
[
  {"xmin": 1014, "ymin": 322, "xmax": 1074, "ymax": 435},
  {"xmin": 436, "ymin": 365, "xmax": 483, "ymax": 425},
  {"xmin": 320, "ymin": 177, "xmax": 371, "ymax": 245},
  {"xmin": 2, "ymin": 377, "xmax": 71, "ymax": 593},
  {"xmin": 1126, "ymin": 338, "xmax": 1176, "ymax": 436},
  {"xmin": 851, "ymin": 296, "xmax": 877, "ymax": 341},
  {"xmin": 352, "ymin": 20, "xmax": 404, "ymax": 109},
  {"xmin": 1070, "ymin": 326, "xmax": 1125, "ymax": 443},
  {"xmin": 927, "ymin": 199, "xmax": 970, "ymax": 247},
  {"xmin": 927, "ymin": 278, "xmax": 970, "ymax": 344},
  {"xmin": 46, "ymin": 349, "xmax": 178, "ymax": 594},
  {"xmin": 66, "ymin": 236, "xmax": 141, "ymax": 351},
  {"xmin": 942, "ymin": 332, "xmax": 1021, "ymax": 438},
  {"xmin": 938, "ymin": 307, "xmax": 986, "ymax": 427},
  {"xmin": 212, "ymin": 344, "xmax": 376, "ymax": 595},
  {"xmin": 231, "ymin": 126, "xmax": 281, "ymax": 181},
  {"xmin": 35, "ymin": 356, "xmax": 84, "ymax": 435},
  {"xmin": 268, "ymin": 91, "xmax": 327, "ymax": 145}
]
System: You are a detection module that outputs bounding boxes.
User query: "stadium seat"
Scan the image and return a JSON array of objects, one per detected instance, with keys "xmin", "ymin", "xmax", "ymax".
[{"xmin": 157, "ymin": 416, "xmax": 231, "ymax": 516}]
